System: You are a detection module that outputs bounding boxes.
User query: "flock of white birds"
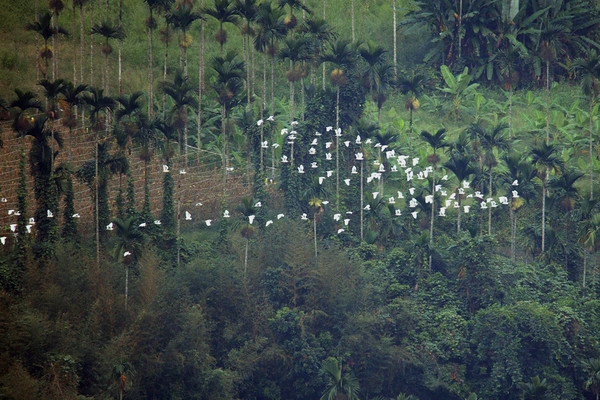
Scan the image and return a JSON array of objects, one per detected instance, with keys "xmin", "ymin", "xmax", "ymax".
[{"xmin": 0, "ymin": 118, "xmax": 521, "ymax": 254}]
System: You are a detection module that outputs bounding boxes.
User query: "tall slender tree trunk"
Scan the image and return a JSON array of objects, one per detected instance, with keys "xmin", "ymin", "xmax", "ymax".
[
  {"xmin": 301, "ymin": 73, "xmax": 305, "ymax": 121},
  {"xmin": 73, "ymin": 4, "xmax": 77, "ymax": 86},
  {"xmin": 509, "ymin": 86, "xmax": 513, "ymax": 138},
  {"xmin": 429, "ymin": 163, "xmax": 436, "ymax": 269},
  {"xmin": 90, "ymin": 1, "xmax": 95, "ymax": 86},
  {"xmin": 546, "ymin": 60, "xmax": 550, "ymax": 144},
  {"xmin": 35, "ymin": 0, "xmax": 40, "ymax": 82},
  {"xmin": 590, "ymin": 98, "xmax": 594, "ymax": 200},
  {"xmin": 244, "ymin": 238, "xmax": 249, "ymax": 274},
  {"xmin": 95, "ymin": 131, "xmax": 99, "ymax": 267},
  {"xmin": 148, "ymin": 8, "xmax": 154, "ymax": 117},
  {"xmin": 177, "ymin": 178, "xmax": 181, "ymax": 267},
  {"xmin": 261, "ymin": 54, "xmax": 266, "ymax": 172},
  {"xmin": 271, "ymin": 54, "xmax": 275, "ymax": 179},
  {"xmin": 52, "ymin": 14, "xmax": 56, "ymax": 80},
  {"xmin": 183, "ymin": 45, "xmax": 188, "ymax": 165},
  {"xmin": 118, "ymin": 0, "xmax": 123, "ymax": 95},
  {"xmin": 393, "ymin": 0, "xmax": 397, "ymax": 81},
  {"xmin": 510, "ymin": 199, "xmax": 515, "ymax": 261},
  {"xmin": 458, "ymin": 0, "xmax": 463, "ymax": 59},
  {"xmin": 541, "ymin": 182, "xmax": 546, "ymax": 252},
  {"xmin": 162, "ymin": 26, "xmax": 170, "ymax": 119},
  {"xmin": 336, "ymin": 86, "xmax": 340, "ymax": 210},
  {"xmin": 124, "ymin": 263, "xmax": 129, "ymax": 309},
  {"xmin": 457, "ymin": 190, "xmax": 462, "ymax": 233},
  {"xmin": 583, "ymin": 249, "xmax": 587, "ymax": 287},
  {"xmin": 80, "ymin": 4, "xmax": 85, "ymax": 84},
  {"xmin": 360, "ymin": 160, "xmax": 364, "ymax": 240},
  {"xmin": 197, "ymin": 11, "xmax": 204, "ymax": 163},
  {"xmin": 314, "ymin": 214, "xmax": 318, "ymax": 265},
  {"xmin": 488, "ymin": 171, "xmax": 492, "ymax": 235},
  {"xmin": 351, "ymin": 0, "xmax": 355, "ymax": 41}
]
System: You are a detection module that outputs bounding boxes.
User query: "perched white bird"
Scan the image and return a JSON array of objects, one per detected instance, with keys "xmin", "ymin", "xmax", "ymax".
[
  {"xmin": 185, "ymin": 211, "xmax": 192, "ymax": 220},
  {"xmin": 411, "ymin": 211, "xmax": 418, "ymax": 219},
  {"xmin": 334, "ymin": 213, "xmax": 341, "ymax": 221},
  {"xmin": 267, "ymin": 115, "xmax": 274, "ymax": 121},
  {"xmin": 205, "ymin": 219, "xmax": 212, "ymax": 226},
  {"xmin": 397, "ymin": 191, "xmax": 404, "ymax": 199},
  {"xmin": 372, "ymin": 192, "xmax": 379, "ymax": 199},
  {"xmin": 266, "ymin": 220, "xmax": 273, "ymax": 226},
  {"xmin": 390, "ymin": 165, "xmax": 398, "ymax": 172},
  {"xmin": 412, "ymin": 157, "xmax": 419, "ymax": 166},
  {"xmin": 311, "ymin": 162, "xmax": 318, "ymax": 168},
  {"xmin": 343, "ymin": 141, "xmax": 350, "ymax": 147},
  {"xmin": 195, "ymin": 202, "xmax": 203, "ymax": 207},
  {"xmin": 355, "ymin": 135, "xmax": 362, "ymax": 144},
  {"xmin": 47, "ymin": 210, "xmax": 53, "ymax": 218},
  {"xmin": 327, "ymin": 170, "xmax": 334, "ymax": 177},
  {"xmin": 512, "ymin": 190, "xmax": 519, "ymax": 198},
  {"xmin": 351, "ymin": 166, "xmax": 358, "ymax": 174},
  {"xmin": 335, "ymin": 128, "xmax": 342, "ymax": 136},
  {"xmin": 291, "ymin": 121, "xmax": 299, "ymax": 126},
  {"xmin": 272, "ymin": 143, "xmax": 280, "ymax": 148},
  {"xmin": 463, "ymin": 180, "xmax": 470, "ymax": 189},
  {"xmin": 281, "ymin": 155, "xmax": 289, "ymax": 163},
  {"xmin": 106, "ymin": 222, "xmax": 114, "ymax": 230},
  {"xmin": 139, "ymin": 222, "xmax": 147, "ymax": 227},
  {"xmin": 346, "ymin": 211, "xmax": 353, "ymax": 215},
  {"xmin": 464, "ymin": 206, "xmax": 470, "ymax": 213},
  {"xmin": 449, "ymin": 193, "xmax": 456, "ymax": 200},
  {"xmin": 26, "ymin": 225, "xmax": 32, "ymax": 233},
  {"xmin": 446, "ymin": 199, "xmax": 452, "ymax": 207},
  {"xmin": 223, "ymin": 210, "xmax": 230, "ymax": 218},
  {"xmin": 343, "ymin": 218, "xmax": 350, "ymax": 226},
  {"xmin": 439, "ymin": 207, "xmax": 446, "ymax": 216},
  {"xmin": 277, "ymin": 213, "xmax": 285, "ymax": 219},
  {"xmin": 379, "ymin": 164, "xmax": 385, "ymax": 172},
  {"xmin": 499, "ymin": 196, "xmax": 509, "ymax": 205},
  {"xmin": 365, "ymin": 138, "xmax": 372, "ymax": 144},
  {"xmin": 281, "ymin": 128, "xmax": 288, "ymax": 135},
  {"xmin": 29, "ymin": 217, "xmax": 35, "ymax": 225},
  {"xmin": 179, "ymin": 169, "xmax": 186, "ymax": 175},
  {"xmin": 248, "ymin": 215, "xmax": 255, "ymax": 224},
  {"xmin": 311, "ymin": 138, "xmax": 318, "ymax": 146},
  {"xmin": 257, "ymin": 119, "xmax": 264, "ymax": 126},
  {"xmin": 10, "ymin": 224, "xmax": 16, "ymax": 232},
  {"xmin": 480, "ymin": 202, "xmax": 488, "ymax": 209},
  {"xmin": 163, "ymin": 165, "xmax": 169, "ymax": 172},
  {"xmin": 409, "ymin": 187, "xmax": 416, "ymax": 195},
  {"xmin": 227, "ymin": 167, "xmax": 234, "ymax": 171},
  {"xmin": 325, "ymin": 142, "xmax": 332, "ymax": 149},
  {"xmin": 395, "ymin": 209, "xmax": 402, "ymax": 216},
  {"xmin": 425, "ymin": 195, "xmax": 433, "ymax": 204},
  {"xmin": 441, "ymin": 175, "xmax": 448, "ymax": 181},
  {"xmin": 72, "ymin": 213, "xmax": 80, "ymax": 218},
  {"xmin": 344, "ymin": 179, "xmax": 351, "ymax": 186},
  {"xmin": 309, "ymin": 147, "xmax": 317, "ymax": 155},
  {"xmin": 301, "ymin": 213, "xmax": 308, "ymax": 220},
  {"xmin": 454, "ymin": 201, "xmax": 459, "ymax": 208},
  {"xmin": 0, "ymin": 237, "xmax": 6, "ymax": 245},
  {"xmin": 254, "ymin": 202, "xmax": 262, "ymax": 208},
  {"xmin": 319, "ymin": 177, "xmax": 326, "ymax": 185},
  {"xmin": 441, "ymin": 190, "xmax": 447, "ymax": 196},
  {"xmin": 409, "ymin": 198, "xmax": 418, "ymax": 208},
  {"xmin": 366, "ymin": 177, "xmax": 373, "ymax": 183},
  {"xmin": 297, "ymin": 165, "xmax": 305, "ymax": 173},
  {"xmin": 326, "ymin": 126, "xmax": 333, "ymax": 132},
  {"xmin": 326, "ymin": 153, "xmax": 332, "ymax": 160},
  {"xmin": 512, "ymin": 179, "xmax": 519, "ymax": 186},
  {"xmin": 364, "ymin": 204, "xmax": 371, "ymax": 211},
  {"xmin": 124, "ymin": 251, "xmax": 131, "ymax": 257},
  {"xmin": 458, "ymin": 188, "xmax": 465, "ymax": 194},
  {"xmin": 322, "ymin": 201, "xmax": 329, "ymax": 205},
  {"xmin": 389, "ymin": 197, "xmax": 396, "ymax": 204},
  {"xmin": 153, "ymin": 220, "xmax": 161, "ymax": 225},
  {"xmin": 337, "ymin": 229, "xmax": 345, "ymax": 234},
  {"xmin": 261, "ymin": 141, "xmax": 268, "ymax": 148},
  {"xmin": 0, "ymin": 198, "xmax": 6, "ymax": 203},
  {"xmin": 355, "ymin": 152, "xmax": 364, "ymax": 161},
  {"xmin": 315, "ymin": 131, "xmax": 322, "ymax": 136}
]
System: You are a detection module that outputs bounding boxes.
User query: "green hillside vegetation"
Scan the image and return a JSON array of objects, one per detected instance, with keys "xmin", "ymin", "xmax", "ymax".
[{"xmin": 1, "ymin": 0, "xmax": 600, "ymax": 399}]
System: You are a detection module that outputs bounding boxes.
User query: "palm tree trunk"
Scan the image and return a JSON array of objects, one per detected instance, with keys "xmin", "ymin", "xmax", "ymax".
[
  {"xmin": 162, "ymin": 27, "xmax": 170, "ymax": 120},
  {"xmin": 546, "ymin": 60, "xmax": 550, "ymax": 144},
  {"xmin": 301, "ymin": 73, "xmax": 305, "ymax": 121},
  {"xmin": 393, "ymin": 0, "xmax": 397, "ymax": 81},
  {"xmin": 336, "ymin": 86, "xmax": 340, "ymax": 210},
  {"xmin": 222, "ymin": 105, "xmax": 227, "ymax": 189},
  {"xmin": 360, "ymin": 159, "xmax": 364, "ymax": 240},
  {"xmin": 590, "ymin": 98, "xmax": 594, "ymax": 200},
  {"xmin": 457, "ymin": 190, "xmax": 462, "ymax": 233},
  {"xmin": 488, "ymin": 171, "xmax": 492, "ymax": 235},
  {"xmin": 509, "ymin": 85, "xmax": 513, "ymax": 139},
  {"xmin": 90, "ymin": 1, "xmax": 94, "ymax": 86},
  {"xmin": 458, "ymin": 0, "xmax": 463, "ymax": 59},
  {"xmin": 177, "ymin": 180, "xmax": 181, "ymax": 267},
  {"xmin": 52, "ymin": 14, "xmax": 56, "ymax": 80},
  {"xmin": 541, "ymin": 181, "xmax": 546, "ymax": 252},
  {"xmin": 271, "ymin": 54, "xmax": 275, "ymax": 179},
  {"xmin": 35, "ymin": 0, "xmax": 39, "ymax": 81},
  {"xmin": 314, "ymin": 214, "xmax": 318, "ymax": 265},
  {"xmin": 73, "ymin": 4, "xmax": 77, "ymax": 86},
  {"xmin": 583, "ymin": 249, "xmax": 587, "ymax": 287},
  {"xmin": 95, "ymin": 132, "xmax": 99, "ymax": 268},
  {"xmin": 118, "ymin": 0, "xmax": 123, "ymax": 95},
  {"xmin": 244, "ymin": 238, "xmax": 249, "ymax": 275},
  {"xmin": 429, "ymin": 163, "xmax": 436, "ymax": 269},
  {"xmin": 79, "ymin": 4, "xmax": 85, "ymax": 84},
  {"xmin": 197, "ymin": 15, "xmax": 204, "ymax": 163},
  {"xmin": 125, "ymin": 263, "xmax": 129, "ymax": 309},
  {"xmin": 351, "ymin": 0, "xmax": 355, "ymax": 41},
  {"xmin": 261, "ymin": 54, "xmax": 266, "ymax": 172},
  {"xmin": 510, "ymin": 197, "xmax": 515, "ymax": 261},
  {"xmin": 148, "ymin": 8, "xmax": 154, "ymax": 117},
  {"xmin": 409, "ymin": 108, "xmax": 413, "ymax": 150}
]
